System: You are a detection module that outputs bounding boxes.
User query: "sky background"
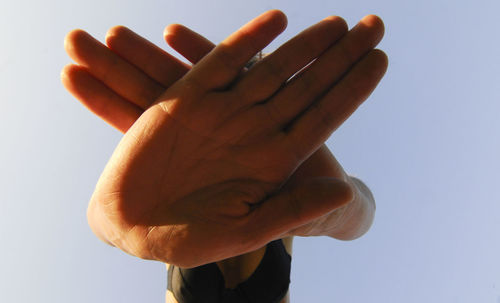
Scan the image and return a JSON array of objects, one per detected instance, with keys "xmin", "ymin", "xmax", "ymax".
[{"xmin": 1, "ymin": 0, "xmax": 499, "ymax": 302}]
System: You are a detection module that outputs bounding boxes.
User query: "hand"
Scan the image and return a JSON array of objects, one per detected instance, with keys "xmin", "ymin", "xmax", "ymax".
[
  {"xmin": 62, "ymin": 18, "xmax": 376, "ymax": 242},
  {"xmin": 63, "ymin": 13, "xmax": 380, "ymax": 241},
  {"xmin": 60, "ymin": 9, "xmax": 385, "ymax": 268}
]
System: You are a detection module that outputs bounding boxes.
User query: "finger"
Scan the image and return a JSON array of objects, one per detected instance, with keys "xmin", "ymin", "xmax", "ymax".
[
  {"xmin": 244, "ymin": 178, "xmax": 353, "ymax": 242},
  {"xmin": 64, "ymin": 29, "xmax": 164, "ymax": 109},
  {"xmin": 233, "ymin": 16, "xmax": 348, "ymax": 105},
  {"xmin": 164, "ymin": 24, "xmax": 215, "ymax": 64},
  {"xmin": 183, "ymin": 9, "xmax": 287, "ymax": 92},
  {"xmin": 105, "ymin": 26, "xmax": 190, "ymax": 88},
  {"xmin": 61, "ymin": 64, "xmax": 142, "ymax": 132},
  {"xmin": 264, "ymin": 15, "xmax": 385, "ymax": 127},
  {"xmin": 288, "ymin": 49, "xmax": 389, "ymax": 160}
]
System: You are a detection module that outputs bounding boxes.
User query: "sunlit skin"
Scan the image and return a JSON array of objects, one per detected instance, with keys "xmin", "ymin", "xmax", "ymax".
[{"xmin": 62, "ymin": 10, "xmax": 386, "ymax": 302}]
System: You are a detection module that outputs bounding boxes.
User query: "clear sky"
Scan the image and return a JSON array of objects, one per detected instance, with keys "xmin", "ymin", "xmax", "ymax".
[{"xmin": 1, "ymin": 0, "xmax": 499, "ymax": 302}]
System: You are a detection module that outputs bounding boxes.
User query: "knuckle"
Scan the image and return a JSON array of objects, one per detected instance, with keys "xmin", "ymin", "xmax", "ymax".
[
  {"xmin": 313, "ymin": 102, "xmax": 335, "ymax": 128},
  {"xmin": 213, "ymin": 46, "xmax": 241, "ymax": 72},
  {"xmin": 262, "ymin": 102, "xmax": 283, "ymax": 125},
  {"xmin": 263, "ymin": 59, "xmax": 288, "ymax": 82},
  {"xmin": 336, "ymin": 42, "xmax": 357, "ymax": 66},
  {"xmin": 137, "ymin": 80, "xmax": 163, "ymax": 108},
  {"xmin": 296, "ymin": 69, "xmax": 319, "ymax": 97}
]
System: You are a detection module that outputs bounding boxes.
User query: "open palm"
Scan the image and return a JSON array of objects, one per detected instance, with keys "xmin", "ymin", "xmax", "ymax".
[{"xmin": 63, "ymin": 11, "xmax": 386, "ymax": 267}]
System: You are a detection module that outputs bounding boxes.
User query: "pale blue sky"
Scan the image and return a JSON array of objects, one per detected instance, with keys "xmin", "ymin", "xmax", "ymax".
[{"xmin": 1, "ymin": 0, "xmax": 499, "ymax": 302}]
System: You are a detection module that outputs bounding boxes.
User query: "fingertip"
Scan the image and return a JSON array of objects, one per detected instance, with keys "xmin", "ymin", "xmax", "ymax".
[
  {"xmin": 163, "ymin": 23, "xmax": 183, "ymax": 39},
  {"xmin": 366, "ymin": 49, "xmax": 389, "ymax": 77},
  {"xmin": 60, "ymin": 64, "xmax": 79, "ymax": 88},
  {"xmin": 60, "ymin": 64, "xmax": 90, "ymax": 106},
  {"xmin": 64, "ymin": 29, "xmax": 87, "ymax": 54},
  {"xmin": 60, "ymin": 63, "xmax": 72, "ymax": 79},
  {"xmin": 64, "ymin": 29, "xmax": 103, "ymax": 63},
  {"xmin": 372, "ymin": 48, "xmax": 389, "ymax": 68},
  {"xmin": 361, "ymin": 14, "xmax": 383, "ymax": 25},
  {"xmin": 105, "ymin": 25, "xmax": 131, "ymax": 47},
  {"xmin": 323, "ymin": 15, "xmax": 348, "ymax": 31},
  {"xmin": 268, "ymin": 9, "xmax": 288, "ymax": 27},
  {"xmin": 60, "ymin": 65, "xmax": 95, "ymax": 101},
  {"xmin": 361, "ymin": 14, "xmax": 385, "ymax": 36},
  {"xmin": 262, "ymin": 9, "xmax": 288, "ymax": 33},
  {"xmin": 163, "ymin": 23, "xmax": 186, "ymax": 47}
]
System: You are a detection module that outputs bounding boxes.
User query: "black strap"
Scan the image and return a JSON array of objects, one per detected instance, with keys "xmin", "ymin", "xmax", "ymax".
[{"xmin": 167, "ymin": 239, "xmax": 291, "ymax": 303}]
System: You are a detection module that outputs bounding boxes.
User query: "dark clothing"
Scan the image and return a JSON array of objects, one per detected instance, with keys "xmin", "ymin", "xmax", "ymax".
[{"xmin": 167, "ymin": 239, "xmax": 291, "ymax": 303}]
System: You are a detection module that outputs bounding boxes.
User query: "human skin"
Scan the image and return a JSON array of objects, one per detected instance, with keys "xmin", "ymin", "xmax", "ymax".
[{"xmin": 62, "ymin": 10, "xmax": 386, "ymax": 269}]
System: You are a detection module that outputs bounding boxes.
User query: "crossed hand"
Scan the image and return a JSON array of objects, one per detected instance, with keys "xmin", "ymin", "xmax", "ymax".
[{"xmin": 62, "ymin": 10, "xmax": 387, "ymax": 268}]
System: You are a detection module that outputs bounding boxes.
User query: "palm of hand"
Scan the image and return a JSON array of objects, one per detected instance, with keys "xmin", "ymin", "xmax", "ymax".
[{"xmin": 100, "ymin": 83, "xmax": 306, "ymax": 265}]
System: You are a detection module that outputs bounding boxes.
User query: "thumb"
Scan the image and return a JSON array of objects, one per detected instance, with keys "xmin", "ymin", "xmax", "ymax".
[{"xmin": 246, "ymin": 177, "xmax": 353, "ymax": 242}]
